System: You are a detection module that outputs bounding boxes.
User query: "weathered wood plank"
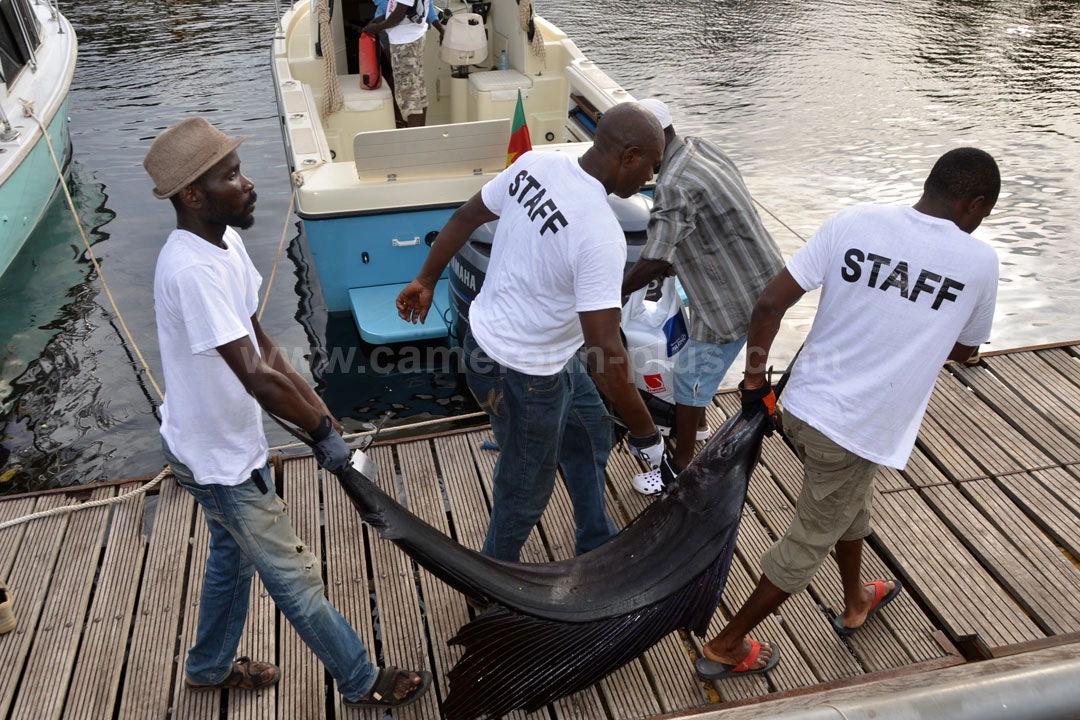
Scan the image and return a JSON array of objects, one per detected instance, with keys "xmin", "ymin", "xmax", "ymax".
[
  {"xmin": 397, "ymin": 439, "xmax": 470, "ymax": 702},
  {"xmin": 118, "ymin": 476, "xmax": 196, "ymax": 720},
  {"xmin": 274, "ymin": 460, "xmax": 323, "ymax": 720},
  {"xmin": 929, "ymin": 373, "xmax": 1053, "ymax": 471},
  {"xmin": 368, "ymin": 444, "xmax": 441, "ymax": 719},
  {"xmin": 949, "ymin": 480, "xmax": 1080, "ymax": 634},
  {"xmin": 951, "ymin": 360, "xmax": 1080, "ymax": 463},
  {"xmin": 996, "ymin": 468, "xmax": 1080, "ymax": 559},
  {"xmin": 873, "ymin": 489, "xmax": 1041, "ymax": 647},
  {"xmin": 171, "ymin": 504, "xmax": 219, "ymax": 720},
  {"xmin": 320, "ymin": 455, "xmax": 381, "ymax": 718},
  {"xmin": 0, "ymin": 495, "xmax": 94, "ymax": 716},
  {"xmin": 12, "ymin": 488, "xmax": 112, "ymax": 720},
  {"xmin": 433, "ymin": 433, "xmax": 534, "ymax": 720},
  {"xmin": 64, "ymin": 488, "xmax": 147, "ymax": 720}
]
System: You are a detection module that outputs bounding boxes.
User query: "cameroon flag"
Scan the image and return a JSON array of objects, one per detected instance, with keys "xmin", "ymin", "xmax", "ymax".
[{"xmin": 506, "ymin": 90, "xmax": 532, "ymax": 167}]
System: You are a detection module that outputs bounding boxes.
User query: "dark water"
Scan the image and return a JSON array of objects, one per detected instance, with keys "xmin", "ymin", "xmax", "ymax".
[{"xmin": 0, "ymin": 0, "xmax": 1077, "ymax": 494}]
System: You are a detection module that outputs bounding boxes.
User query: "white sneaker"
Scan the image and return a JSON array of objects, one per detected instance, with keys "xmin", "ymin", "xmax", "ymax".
[{"xmin": 632, "ymin": 468, "xmax": 665, "ymax": 495}]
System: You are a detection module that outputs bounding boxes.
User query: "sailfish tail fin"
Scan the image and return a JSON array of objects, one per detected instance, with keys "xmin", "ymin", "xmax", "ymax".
[{"xmin": 441, "ymin": 548, "xmax": 735, "ymax": 720}]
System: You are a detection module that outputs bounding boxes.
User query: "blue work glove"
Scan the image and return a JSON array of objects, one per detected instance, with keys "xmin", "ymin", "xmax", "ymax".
[
  {"xmin": 309, "ymin": 415, "xmax": 351, "ymax": 474},
  {"xmin": 738, "ymin": 380, "xmax": 776, "ymax": 435}
]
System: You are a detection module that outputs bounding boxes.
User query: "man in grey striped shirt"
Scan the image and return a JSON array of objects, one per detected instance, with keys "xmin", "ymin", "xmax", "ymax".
[{"xmin": 623, "ymin": 99, "xmax": 784, "ymax": 495}]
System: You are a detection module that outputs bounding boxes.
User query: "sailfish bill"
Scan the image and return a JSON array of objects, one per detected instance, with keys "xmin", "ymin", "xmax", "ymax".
[{"xmin": 333, "ymin": 408, "xmax": 768, "ymax": 719}]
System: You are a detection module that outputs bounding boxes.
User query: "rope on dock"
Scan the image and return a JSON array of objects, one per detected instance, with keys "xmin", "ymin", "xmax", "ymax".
[{"xmin": 0, "ymin": 467, "xmax": 170, "ymax": 530}]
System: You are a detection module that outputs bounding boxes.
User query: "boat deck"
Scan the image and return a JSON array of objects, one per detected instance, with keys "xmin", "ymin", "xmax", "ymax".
[{"xmin": 3, "ymin": 342, "xmax": 1080, "ymax": 719}]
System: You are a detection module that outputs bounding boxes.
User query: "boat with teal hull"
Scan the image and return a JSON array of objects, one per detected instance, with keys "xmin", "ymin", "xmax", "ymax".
[{"xmin": 0, "ymin": 0, "xmax": 78, "ymax": 279}]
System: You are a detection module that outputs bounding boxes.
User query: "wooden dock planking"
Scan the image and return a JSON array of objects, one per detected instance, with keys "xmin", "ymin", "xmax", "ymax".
[
  {"xmin": 1, "ymin": 494, "xmax": 104, "ymax": 717},
  {"xmin": 950, "ymin": 360, "xmax": 1080, "ymax": 464},
  {"xmin": 171, "ymin": 503, "xmax": 219, "ymax": 720},
  {"xmin": 63, "ymin": 487, "xmax": 147, "ymax": 720},
  {"xmin": 117, "ymin": 476, "xmax": 195, "ymax": 720},
  {"xmin": 979, "ymin": 352, "xmax": 1080, "ymax": 447},
  {"xmin": 11, "ymin": 488, "xmax": 113, "ymax": 720},
  {"xmin": 320, "ymin": 454, "xmax": 382, "ymax": 718},
  {"xmin": 395, "ymin": 438, "xmax": 471, "ymax": 704},
  {"xmin": 367, "ymin": 444, "xmax": 442, "ymax": 720},
  {"xmin": 276, "ymin": 459, "xmax": 320, "ymax": 720},
  {"xmin": 931, "ymin": 372, "xmax": 1056, "ymax": 472},
  {"xmin": 872, "ymin": 488, "xmax": 1042, "ymax": 646},
  {"xmin": 996, "ymin": 468, "xmax": 1080, "ymax": 559},
  {"xmin": 943, "ymin": 479, "xmax": 1080, "ymax": 633},
  {"xmin": 4, "ymin": 343, "xmax": 1080, "ymax": 718}
]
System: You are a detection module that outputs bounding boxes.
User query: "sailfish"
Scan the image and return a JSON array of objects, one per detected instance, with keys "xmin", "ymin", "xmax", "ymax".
[{"xmin": 332, "ymin": 407, "xmax": 769, "ymax": 719}]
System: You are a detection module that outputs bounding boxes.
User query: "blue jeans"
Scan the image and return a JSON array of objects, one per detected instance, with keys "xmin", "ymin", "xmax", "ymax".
[
  {"xmin": 673, "ymin": 335, "xmax": 748, "ymax": 407},
  {"xmin": 463, "ymin": 331, "xmax": 617, "ymax": 561},
  {"xmin": 164, "ymin": 442, "xmax": 377, "ymax": 700}
]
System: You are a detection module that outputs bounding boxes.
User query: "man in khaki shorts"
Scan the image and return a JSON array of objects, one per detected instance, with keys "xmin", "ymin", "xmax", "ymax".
[{"xmin": 695, "ymin": 147, "xmax": 1001, "ymax": 679}]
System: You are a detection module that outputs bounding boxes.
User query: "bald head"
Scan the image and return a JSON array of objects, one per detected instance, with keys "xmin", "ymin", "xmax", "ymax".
[
  {"xmin": 594, "ymin": 102, "xmax": 665, "ymax": 158},
  {"xmin": 581, "ymin": 102, "xmax": 665, "ymax": 198}
]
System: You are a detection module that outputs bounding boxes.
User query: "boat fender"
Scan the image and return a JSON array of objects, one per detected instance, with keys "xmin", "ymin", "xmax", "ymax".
[{"xmin": 360, "ymin": 33, "xmax": 381, "ymax": 90}]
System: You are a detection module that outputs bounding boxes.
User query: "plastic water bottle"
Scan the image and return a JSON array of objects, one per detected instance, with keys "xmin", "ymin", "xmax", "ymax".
[{"xmin": 498, "ymin": 49, "xmax": 509, "ymax": 71}]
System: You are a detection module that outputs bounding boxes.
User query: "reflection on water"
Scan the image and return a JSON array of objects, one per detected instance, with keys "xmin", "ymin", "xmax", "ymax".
[
  {"xmin": 0, "ymin": 164, "xmax": 117, "ymax": 493},
  {"xmin": 0, "ymin": 0, "xmax": 1077, "ymax": 493}
]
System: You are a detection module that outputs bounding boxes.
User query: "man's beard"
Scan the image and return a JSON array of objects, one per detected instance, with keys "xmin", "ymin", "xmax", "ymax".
[{"xmin": 207, "ymin": 190, "xmax": 257, "ymax": 229}]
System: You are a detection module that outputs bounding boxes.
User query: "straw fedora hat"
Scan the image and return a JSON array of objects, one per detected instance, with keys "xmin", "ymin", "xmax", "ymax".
[{"xmin": 143, "ymin": 116, "xmax": 245, "ymax": 199}]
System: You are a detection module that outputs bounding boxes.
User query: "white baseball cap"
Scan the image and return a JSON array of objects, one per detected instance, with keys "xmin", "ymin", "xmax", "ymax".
[{"xmin": 638, "ymin": 98, "xmax": 672, "ymax": 130}]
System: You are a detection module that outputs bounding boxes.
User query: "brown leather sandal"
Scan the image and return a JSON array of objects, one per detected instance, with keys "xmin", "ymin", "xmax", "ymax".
[
  {"xmin": 185, "ymin": 656, "xmax": 279, "ymax": 690},
  {"xmin": 344, "ymin": 666, "xmax": 432, "ymax": 708}
]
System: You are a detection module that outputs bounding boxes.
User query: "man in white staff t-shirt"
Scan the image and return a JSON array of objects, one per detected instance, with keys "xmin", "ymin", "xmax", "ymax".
[
  {"xmin": 695, "ymin": 147, "xmax": 1000, "ymax": 681},
  {"xmin": 397, "ymin": 102, "xmax": 676, "ymax": 562}
]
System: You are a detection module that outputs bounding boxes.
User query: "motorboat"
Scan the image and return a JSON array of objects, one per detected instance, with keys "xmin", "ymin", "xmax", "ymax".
[
  {"xmin": 0, "ymin": 0, "xmax": 77, "ymax": 279},
  {"xmin": 271, "ymin": 0, "xmax": 650, "ymax": 347}
]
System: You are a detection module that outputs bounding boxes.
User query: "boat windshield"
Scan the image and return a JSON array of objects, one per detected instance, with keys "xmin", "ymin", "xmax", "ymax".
[{"xmin": 0, "ymin": 0, "xmax": 41, "ymax": 87}]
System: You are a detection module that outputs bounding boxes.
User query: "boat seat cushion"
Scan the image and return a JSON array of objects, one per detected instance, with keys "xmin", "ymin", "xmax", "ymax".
[{"xmin": 338, "ymin": 75, "xmax": 393, "ymax": 112}]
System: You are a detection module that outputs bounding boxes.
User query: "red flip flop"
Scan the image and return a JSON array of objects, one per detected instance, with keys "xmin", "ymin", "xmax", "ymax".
[
  {"xmin": 833, "ymin": 578, "xmax": 903, "ymax": 636},
  {"xmin": 695, "ymin": 638, "xmax": 781, "ymax": 679}
]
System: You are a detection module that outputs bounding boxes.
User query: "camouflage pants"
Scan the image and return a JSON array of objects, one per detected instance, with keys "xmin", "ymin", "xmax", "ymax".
[{"xmin": 390, "ymin": 35, "xmax": 427, "ymax": 118}]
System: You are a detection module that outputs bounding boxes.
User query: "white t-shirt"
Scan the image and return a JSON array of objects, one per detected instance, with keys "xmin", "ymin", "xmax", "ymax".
[
  {"xmin": 471, "ymin": 152, "xmax": 627, "ymax": 375},
  {"xmin": 154, "ymin": 228, "xmax": 269, "ymax": 485},
  {"xmin": 781, "ymin": 205, "xmax": 998, "ymax": 469},
  {"xmin": 385, "ymin": 0, "xmax": 427, "ymax": 44}
]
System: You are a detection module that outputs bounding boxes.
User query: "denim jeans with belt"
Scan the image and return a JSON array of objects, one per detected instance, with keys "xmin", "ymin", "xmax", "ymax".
[
  {"xmin": 463, "ymin": 330, "xmax": 618, "ymax": 562},
  {"xmin": 164, "ymin": 442, "xmax": 377, "ymax": 700}
]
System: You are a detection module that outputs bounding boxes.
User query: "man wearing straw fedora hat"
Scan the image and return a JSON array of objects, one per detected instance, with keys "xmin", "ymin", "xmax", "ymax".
[{"xmin": 144, "ymin": 116, "xmax": 431, "ymax": 709}]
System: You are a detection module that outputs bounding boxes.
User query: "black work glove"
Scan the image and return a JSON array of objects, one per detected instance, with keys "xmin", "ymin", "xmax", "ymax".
[
  {"xmin": 738, "ymin": 380, "xmax": 776, "ymax": 436},
  {"xmin": 309, "ymin": 415, "xmax": 351, "ymax": 474},
  {"xmin": 627, "ymin": 429, "xmax": 665, "ymax": 469}
]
